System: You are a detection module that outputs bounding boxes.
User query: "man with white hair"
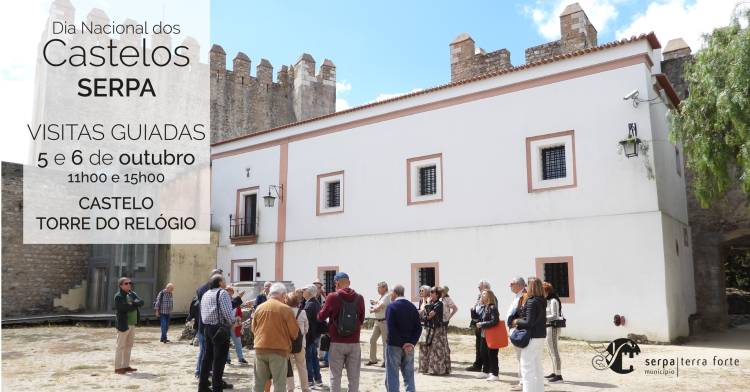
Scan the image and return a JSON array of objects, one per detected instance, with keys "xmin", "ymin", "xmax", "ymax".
[
  {"xmin": 467, "ymin": 279, "xmax": 491, "ymax": 372},
  {"xmin": 154, "ymin": 282, "xmax": 175, "ymax": 343},
  {"xmin": 252, "ymin": 282, "xmax": 300, "ymax": 392},
  {"xmin": 507, "ymin": 276, "xmax": 527, "ymax": 391}
]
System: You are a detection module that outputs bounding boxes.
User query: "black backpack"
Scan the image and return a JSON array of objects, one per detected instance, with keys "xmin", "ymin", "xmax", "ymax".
[
  {"xmin": 188, "ymin": 295, "xmax": 200, "ymax": 322},
  {"xmin": 335, "ymin": 294, "xmax": 360, "ymax": 337}
]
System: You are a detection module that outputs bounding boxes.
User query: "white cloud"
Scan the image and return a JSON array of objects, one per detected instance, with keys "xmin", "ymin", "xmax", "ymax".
[
  {"xmin": 336, "ymin": 81, "xmax": 352, "ymax": 93},
  {"xmin": 524, "ymin": 0, "xmax": 620, "ymax": 40},
  {"xmin": 335, "ymin": 98, "xmax": 350, "ymax": 112},
  {"xmin": 616, "ymin": 0, "xmax": 740, "ymax": 52},
  {"xmin": 372, "ymin": 88, "xmax": 424, "ymax": 103}
]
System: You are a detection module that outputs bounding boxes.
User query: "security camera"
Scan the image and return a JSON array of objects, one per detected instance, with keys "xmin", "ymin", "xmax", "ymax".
[{"xmin": 623, "ymin": 89, "xmax": 639, "ymax": 100}]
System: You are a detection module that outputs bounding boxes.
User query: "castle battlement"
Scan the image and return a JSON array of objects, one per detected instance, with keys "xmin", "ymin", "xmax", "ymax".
[{"xmin": 209, "ymin": 45, "xmax": 336, "ymax": 143}]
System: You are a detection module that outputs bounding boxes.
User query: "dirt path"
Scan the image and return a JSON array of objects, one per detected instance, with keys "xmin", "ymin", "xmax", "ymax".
[{"xmin": 2, "ymin": 324, "xmax": 749, "ymax": 391}]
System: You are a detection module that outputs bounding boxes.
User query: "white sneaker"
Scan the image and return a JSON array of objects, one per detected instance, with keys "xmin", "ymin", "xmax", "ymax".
[
  {"xmin": 476, "ymin": 372, "xmax": 489, "ymax": 379},
  {"xmin": 485, "ymin": 375, "xmax": 499, "ymax": 381},
  {"xmin": 510, "ymin": 384, "xmax": 523, "ymax": 391}
]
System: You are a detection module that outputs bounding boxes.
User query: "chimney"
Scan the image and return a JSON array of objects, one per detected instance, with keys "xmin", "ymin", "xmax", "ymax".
[
  {"xmin": 450, "ymin": 33, "xmax": 475, "ymax": 82},
  {"xmin": 559, "ymin": 3, "xmax": 597, "ymax": 53},
  {"xmin": 661, "ymin": 38, "xmax": 692, "ymax": 100}
]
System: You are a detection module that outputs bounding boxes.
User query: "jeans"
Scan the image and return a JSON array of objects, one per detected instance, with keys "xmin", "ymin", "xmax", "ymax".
[
  {"xmin": 227, "ymin": 329, "xmax": 244, "ymax": 361},
  {"xmin": 385, "ymin": 345, "xmax": 415, "ymax": 392},
  {"xmin": 305, "ymin": 342, "xmax": 322, "ymax": 382},
  {"xmin": 159, "ymin": 314, "xmax": 170, "ymax": 342},
  {"xmin": 195, "ymin": 330, "xmax": 206, "ymax": 376},
  {"xmin": 329, "ymin": 342, "xmax": 361, "ymax": 392},
  {"xmin": 199, "ymin": 325, "xmax": 230, "ymax": 392}
]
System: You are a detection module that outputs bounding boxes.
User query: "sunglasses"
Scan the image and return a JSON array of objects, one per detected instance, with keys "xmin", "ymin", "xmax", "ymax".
[{"xmin": 123, "ymin": 282, "xmax": 133, "ymax": 285}]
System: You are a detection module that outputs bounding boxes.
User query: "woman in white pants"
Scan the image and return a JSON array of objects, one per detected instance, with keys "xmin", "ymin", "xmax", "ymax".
[{"xmin": 512, "ymin": 277, "xmax": 547, "ymax": 392}]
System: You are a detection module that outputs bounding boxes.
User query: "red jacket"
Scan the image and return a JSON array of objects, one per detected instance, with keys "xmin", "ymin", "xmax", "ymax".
[{"xmin": 317, "ymin": 287, "xmax": 365, "ymax": 343}]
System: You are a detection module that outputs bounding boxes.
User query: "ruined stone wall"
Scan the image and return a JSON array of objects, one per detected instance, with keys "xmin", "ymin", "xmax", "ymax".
[
  {"xmin": 1, "ymin": 162, "xmax": 89, "ymax": 317},
  {"xmin": 662, "ymin": 45, "xmax": 750, "ymax": 330},
  {"xmin": 210, "ymin": 46, "xmax": 336, "ymax": 144},
  {"xmin": 449, "ymin": 34, "xmax": 512, "ymax": 82}
]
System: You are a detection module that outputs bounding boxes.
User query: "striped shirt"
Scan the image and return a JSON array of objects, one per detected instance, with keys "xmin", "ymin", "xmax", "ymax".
[
  {"xmin": 200, "ymin": 288, "xmax": 234, "ymax": 326},
  {"xmin": 154, "ymin": 290, "xmax": 173, "ymax": 314}
]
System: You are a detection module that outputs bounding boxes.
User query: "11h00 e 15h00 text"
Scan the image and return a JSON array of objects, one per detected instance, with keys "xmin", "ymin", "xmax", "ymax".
[{"xmin": 68, "ymin": 171, "xmax": 165, "ymax": 186}]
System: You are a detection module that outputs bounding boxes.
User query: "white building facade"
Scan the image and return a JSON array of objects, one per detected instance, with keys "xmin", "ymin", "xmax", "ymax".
[{"xmin": 211, "ymin": 33, "xmax": 695, "ymax": 342}]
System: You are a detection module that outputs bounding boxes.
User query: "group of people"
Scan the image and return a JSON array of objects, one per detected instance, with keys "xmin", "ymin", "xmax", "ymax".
[
  {"xmin": 112, "ymin": 270, "xmax": 565, "ymax": 392},
  {"xmin": 465, "ymin": 277, "xmax": 564, "ymax": 392}
]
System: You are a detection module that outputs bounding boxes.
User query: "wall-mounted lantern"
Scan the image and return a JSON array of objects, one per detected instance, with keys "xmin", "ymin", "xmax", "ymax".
[
  {"xmin": 263, "ymin": 185, "xmax": 283, "ymax": 208},
  {"xmin": 619, "ymin": 122, "xmax": 642, "ymax": 158}
]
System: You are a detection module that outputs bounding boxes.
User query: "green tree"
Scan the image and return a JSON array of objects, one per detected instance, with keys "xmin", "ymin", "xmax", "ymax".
[{"xmin": 670, "ymin": 10, "xmax": 750, "ymax": 207}]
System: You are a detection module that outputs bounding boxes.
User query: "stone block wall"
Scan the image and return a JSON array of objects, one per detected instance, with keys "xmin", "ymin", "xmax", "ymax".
[
  {"xmin": 210, "ymin": 47, "xmax": 336, "ymax": 144},
  {"xmin": 1, "ymin": 162, "xmax": 89, "ymax": 318},
  {"xmin": 450, "ymin": 33, "xmax": 512, "ymax": 82}
]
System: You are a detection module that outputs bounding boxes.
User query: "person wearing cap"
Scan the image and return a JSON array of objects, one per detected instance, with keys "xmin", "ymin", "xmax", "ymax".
[
  {"xmin": 366, "ymin": 281, "xmax": 390, "ymax": 367},
  {"xmin": 317, "ymin": 272, "xmax": 365, "ymax": 392}
]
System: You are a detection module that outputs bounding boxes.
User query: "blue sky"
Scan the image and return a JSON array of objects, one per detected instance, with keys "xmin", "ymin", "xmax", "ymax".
[{"xmin": 210, "ymin": 0, "xmax": 741, "ymax": 110}]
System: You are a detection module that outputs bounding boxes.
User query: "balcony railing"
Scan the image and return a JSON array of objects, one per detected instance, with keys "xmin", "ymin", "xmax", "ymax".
[{"xmin": 229, "ymin": 216, "xmax": 257, "ymax": 244}]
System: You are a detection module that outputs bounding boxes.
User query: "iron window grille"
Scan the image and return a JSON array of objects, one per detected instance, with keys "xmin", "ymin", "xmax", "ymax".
[
  {"xmin": 323, "ymin": 270, "xmax": 337, "ymax": 294},
  {"xmin": 419, "ymin": 165, "xmax": 437, "ymax": 196},
  {"xmin": 541, "ymin": 145, "xmax": 566, "ymax": 180},
  {"xmin": 543, "ymin": 262, "xmax": 569, "ymax": 298},
  {"xmin": 417, "ymin": 267, "xmax": 436, "ymax": 288},
  {"xmin": 326, "ymin": 181, "xmax": 341, "ymax": 208}
]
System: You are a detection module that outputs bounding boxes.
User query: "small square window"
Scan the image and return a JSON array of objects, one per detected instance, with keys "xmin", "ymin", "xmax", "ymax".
[
  {"xmin": 317, "ymin": 171, "xmax": 344, "ymax": 215},
  {"xmin": 231, "ymin": 259, "xmax": 257, "ymax": 283},
  {"xmin": 526, "ymin": 131, "xmax": 577, "ymax": 192},
  {"xmin": 407, "ymin": 154, "xmax": 443, "ymax": 205},
  {"xmin": 541, "ymin": 146, "xmax": 566, "ymax": 180},
  {"xmin": 536, "ymin": 256, "xmax": 575, "ymax": 303}
]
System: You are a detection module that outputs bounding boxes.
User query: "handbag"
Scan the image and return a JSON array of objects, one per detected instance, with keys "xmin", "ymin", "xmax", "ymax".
[
  {"xmin": 319, "ymin": 334, "xmax": 331, "ymax": 352},
  {"xmin": 211, "ymin": 290, "xmax": 230, "ymax": 342},
  {"xmin": 485, "ymin": 320, "xmax": 509, "ymax": 349},
  {"xmin": 291, "ymin": 308, "xmax": 304, "ymax": 354},
  {"xmin": 510, "ymin": 328, "xmax": 530, "ymax": 348}
]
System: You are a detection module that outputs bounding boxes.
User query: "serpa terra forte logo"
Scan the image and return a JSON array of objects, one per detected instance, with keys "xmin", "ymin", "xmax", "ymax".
[{"xmin": 591, "ymin": 338, "xmax": 641, "ymax": 374}]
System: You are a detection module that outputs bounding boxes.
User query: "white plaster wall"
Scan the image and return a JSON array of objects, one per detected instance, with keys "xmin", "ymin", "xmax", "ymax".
[
  {"xmin": 281, "ymin": 211, "xmax": 673, "ymax": 342},
  {"xmin": 661, "ymin": 213, "xmax": 696, "ymax": 338},
  {"xmin": 211, "ymin": 146, "xmax": 281, "ymax": 246},
  {"xmin": 648, "ymin": 75, "xmax": 689, "ymax": 224},
  {"xmin": 285, "ymin": 63, "xmax": 658, "ymax": 241}
]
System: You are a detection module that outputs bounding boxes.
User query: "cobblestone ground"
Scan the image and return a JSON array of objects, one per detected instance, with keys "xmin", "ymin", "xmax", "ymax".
[{"xmin": 2, "ymin": 324, "xmax": 749, "ymax": 391}]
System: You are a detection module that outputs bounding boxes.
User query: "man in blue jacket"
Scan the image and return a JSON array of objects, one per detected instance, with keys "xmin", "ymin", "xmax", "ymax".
[{"xmin": 384, "ymin": 284, "xmax": 422, "ymax": 392}]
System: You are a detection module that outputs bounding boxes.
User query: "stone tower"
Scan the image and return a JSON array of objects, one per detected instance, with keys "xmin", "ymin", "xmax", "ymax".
[
  {"xmin": 210, "ymin": 48, "xmax": 336, "ymax": 143},
  {"xmin": 524, "ymin": 2, "xmax": 598, "ymax": 63}
]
